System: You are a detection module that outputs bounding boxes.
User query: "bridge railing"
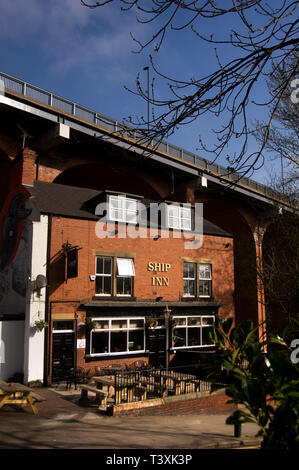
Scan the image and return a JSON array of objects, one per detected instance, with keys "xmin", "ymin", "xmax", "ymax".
[{"xmin": 0, "ymin": 70, "xmax": 285, "ymax": 202}]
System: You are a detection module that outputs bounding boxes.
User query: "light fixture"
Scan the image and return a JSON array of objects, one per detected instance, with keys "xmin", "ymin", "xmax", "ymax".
[{"xmin": 31, "ymin": 275, "xmax": 47, "ymax": 297}]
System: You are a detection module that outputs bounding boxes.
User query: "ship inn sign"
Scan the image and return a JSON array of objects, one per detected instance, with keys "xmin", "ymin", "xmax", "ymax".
[{"xmin": 147, "ymin": 262, "xmax": 171, "ymax": 287}]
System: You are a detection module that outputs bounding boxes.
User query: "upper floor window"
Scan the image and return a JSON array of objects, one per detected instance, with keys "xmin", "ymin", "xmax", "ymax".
[
  {"xmin": 183, "ymin": 262, "xmax": 212, "ymax": 298},
  {"xmin": 109, "ymin": 195, "xmax": 138, "ymax": 223},
  {"xmin": 183, "ymin": 262, "xmax": 196, "ymax": 297},
  {"xmin": 95, "ymin": 256, "xmax": 113, "ymax": 296},
  {"xmin": 116, "ymin": 258, "xmax": 135, "ymax": 296},
  {"xmin": 95, "ymin": 256, "xmax": 135, "ymax": 297},
  {"xmin": 167, "ymin": 205, "xmax": 191, "ymax": 231},
  {"xmin": 199, "ymin": 264, "xmax": 212, "ymax": 298}
]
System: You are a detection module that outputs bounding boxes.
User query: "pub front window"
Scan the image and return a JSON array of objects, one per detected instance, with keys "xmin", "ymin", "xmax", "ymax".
[{"xmin": 90, "ymin": 317, "xmax": 145, "ymax": 356}]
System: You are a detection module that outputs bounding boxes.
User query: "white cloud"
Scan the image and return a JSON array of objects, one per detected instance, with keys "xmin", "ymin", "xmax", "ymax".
[{"xmin": 0, "ymin": 0, "xmax": 149, "ymax": 71}]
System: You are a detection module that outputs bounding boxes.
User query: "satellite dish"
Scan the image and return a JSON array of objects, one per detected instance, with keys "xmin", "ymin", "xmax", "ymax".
[
  {"xmin": 36, "ymin": 275, "xmax": 47, "ymax": 289},
  {"xmin": 32, "ymin": 275, "xmax": 47, "ymax": 296}
]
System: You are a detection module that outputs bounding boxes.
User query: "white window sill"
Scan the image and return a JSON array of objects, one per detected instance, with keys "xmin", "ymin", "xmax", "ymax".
[
  {"xmin": 171, "ymin": 344, "xmax": 215, "ymax": 350},
  {"xmin": 87, "ymin": 350, "xmax": 147, "ymax": 358}
]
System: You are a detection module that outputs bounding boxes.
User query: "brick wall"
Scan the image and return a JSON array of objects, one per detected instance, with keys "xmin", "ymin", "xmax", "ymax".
[
  {"xmin": 22, "ymin": 148, "xmax": 36, "ymax": 185},
  {"xmin": 37, "ymin": 164, "xmax": 62, "ymax": 183},
  {"xmin": 49, "ymin": 216, "xmax": 234, "ymax": 311},
  {"xmin": 47, "ymin": 215, "xmax": 234, "ymax": 376},
  {"xmin": 111, "ymin": 391, "xmax": 236, "ymax": 416}
]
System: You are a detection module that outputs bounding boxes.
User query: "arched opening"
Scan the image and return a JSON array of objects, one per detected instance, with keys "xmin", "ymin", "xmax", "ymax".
[
  {"xmin": 262, "ymin": 214, "xmax": 298, "ymax": 333},
  {"xmin": 0, "ymin": 149, "xmax": 13, "ymax": 204},
  {"xmin": 53, "ymin": 161, "xmax": 169, "ymax": 200},
  {"xmin": 200, "ymin": 199, "xmax": 258, "ymax": 327}
]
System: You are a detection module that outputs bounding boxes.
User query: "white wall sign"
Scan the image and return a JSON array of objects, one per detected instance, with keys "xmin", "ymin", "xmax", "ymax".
[{"xmin": 77, "ymin": 339, "xmax": 86, "ymax": 349}]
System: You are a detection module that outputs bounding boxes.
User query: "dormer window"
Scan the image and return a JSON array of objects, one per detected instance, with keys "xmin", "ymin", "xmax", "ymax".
[
  {"xmin": 167, "ymin": 205, "xmax": 192, "ymax": 231},
  {"xmin": 108, "ymin": 195, "xmax": 138, "ymax": 223}
]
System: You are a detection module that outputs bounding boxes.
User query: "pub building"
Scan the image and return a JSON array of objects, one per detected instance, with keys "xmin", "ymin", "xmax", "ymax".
[
  {"xmin": 26, "ymin": 180, "xmax": 234, "ymax": 382},
  {"xmin": 2, "ymin": 71, "xmax": 291, "ymax": 385}
]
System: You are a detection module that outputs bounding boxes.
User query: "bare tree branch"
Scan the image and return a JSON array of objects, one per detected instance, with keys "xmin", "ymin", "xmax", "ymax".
[{"xmin": 81, "ymin": 0, "xmax": 299, "ymax": 178}]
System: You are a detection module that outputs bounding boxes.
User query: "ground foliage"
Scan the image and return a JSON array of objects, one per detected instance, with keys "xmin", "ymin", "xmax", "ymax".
[{"xmin": 207, "ymin": 315, "xmax": 299, "ymax": 449}]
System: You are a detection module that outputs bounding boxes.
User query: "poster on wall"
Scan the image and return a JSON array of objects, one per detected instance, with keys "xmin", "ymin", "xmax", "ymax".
[
  {"xmin": 77, "ymin": 339, "xmax": 86, "ymax": 349},
  {"xmin": 0, "ymin": 154, "xmax": 32, "ymax": 320},
  {"xmin": 0, "ymin": 217, "xmax": 31, "ymax": 320}
]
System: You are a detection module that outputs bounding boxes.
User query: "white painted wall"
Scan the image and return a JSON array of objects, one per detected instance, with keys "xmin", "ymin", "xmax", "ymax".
[
  {"xmin": 0, "ymin": 320, "xmax": 24, "ymax": 380},
  {"xmin": 23, "ymin": 214, "xmax": 48, "ymax": 385}
]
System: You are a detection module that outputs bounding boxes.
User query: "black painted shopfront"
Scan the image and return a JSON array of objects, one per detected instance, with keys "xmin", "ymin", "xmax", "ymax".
[{"xmin": 84, "ymin": 302, "xmax": 220, "ymax": 369}]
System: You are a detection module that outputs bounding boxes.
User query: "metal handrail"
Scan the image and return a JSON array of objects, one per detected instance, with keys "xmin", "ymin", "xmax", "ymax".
[{"xmin": 0, "ymin": 70, "xmax": 285, "ymax": 202}]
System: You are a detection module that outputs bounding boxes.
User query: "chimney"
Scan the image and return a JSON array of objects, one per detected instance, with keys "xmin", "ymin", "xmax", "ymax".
[{"xmin": 22, "ymin": 147, "xmax": 36, "ymax": 185}]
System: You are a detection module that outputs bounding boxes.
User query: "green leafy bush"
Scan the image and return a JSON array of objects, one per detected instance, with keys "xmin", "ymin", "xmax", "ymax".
[{"xmin": 208, "ymin": 315, "xmax": 299, "ymax": 449}]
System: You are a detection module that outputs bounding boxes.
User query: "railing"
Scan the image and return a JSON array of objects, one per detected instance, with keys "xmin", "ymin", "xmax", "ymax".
[
  {"xmin": 113, "ymin": 367, "xmax": 225, "ymax": 405},
  {"xmin": 0, "ymin": 70, "xmax": 284, "ymax": 203}
]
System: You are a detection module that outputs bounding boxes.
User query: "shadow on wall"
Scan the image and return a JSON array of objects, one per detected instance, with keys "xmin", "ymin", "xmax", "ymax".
[
  {"xmin": 263, "ymin": 216, "xmax": 299, "ymax": 333},
  {"xmin": 202, "ymin": 200, "xmax": 258, "ymax": 326},
  {"xmin": 0, "ymin": 321, "xmax": 24, "ymax": 381},
  {"xmin": 53, "ymin": 161, "xmax": 169, "ymax": 200},
  {"xmin": 49, "ymin": 249, "xmax": 66, "ymax": 296}
]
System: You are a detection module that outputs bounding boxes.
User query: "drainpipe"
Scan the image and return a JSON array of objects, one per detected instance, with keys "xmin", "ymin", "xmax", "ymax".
[
  {"xmin": 163, "ymin": 306, "xmax": 171, "ymax": 372},
  {"xmin": 43, "ymin": 214, "xmax": 52, "ymax": 386}
]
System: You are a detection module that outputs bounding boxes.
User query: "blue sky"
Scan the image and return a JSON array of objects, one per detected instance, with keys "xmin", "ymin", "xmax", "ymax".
[{"xmin": 0, "ymin": 0, "xmax": 284, "ymax": 185}]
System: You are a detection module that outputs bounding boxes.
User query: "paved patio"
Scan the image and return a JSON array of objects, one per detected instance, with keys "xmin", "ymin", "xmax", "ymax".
[{"xmin": 0, "ymin": 386, "xmax": 261, "ymax": 449}]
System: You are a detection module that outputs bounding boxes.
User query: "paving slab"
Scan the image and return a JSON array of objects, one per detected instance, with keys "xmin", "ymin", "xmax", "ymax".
[{"xmin": 0, "ymin": 387, "xmax": 261, "ymax": 449}]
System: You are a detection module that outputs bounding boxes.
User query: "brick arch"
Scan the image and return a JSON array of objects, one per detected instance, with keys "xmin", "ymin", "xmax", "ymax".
[
  {"xmin": 0, "ymin": 149, "xmax": 13, "ymax": 208},
  {"xmin": 199, "ymin": 198, "xmax": 258, "ymax": 327},
  {"xmin": 0, "ymin": 148, "xmax": 11, "ymax": 165},
  {"xmin": 53, "ymin": 161, "xmax": 171, "ymax": 200},
  {"xmin": 262, "ymin": 216, "xmax": 298, "ymax": 333}
]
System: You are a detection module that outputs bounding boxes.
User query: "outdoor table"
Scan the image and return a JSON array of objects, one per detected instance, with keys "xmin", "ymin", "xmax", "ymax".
[
  {"xmin": 149, "ymin": 371, "xmax": 199, "ymax": 395},
  {"xmin": 92, "ymin": 376, "xmax": 115, "ymax": 398},
  {"xmin": 0, "ymin": 382, "xmax": 39, "ymax": 415},
  {"xmin": 91, "ymin": 376, "xmax": 138, "ymax": 403},
  {"xmin": 103, "ymin": 365, "xmax": 122, "ymax": 374},
  {"xmin": 167, "ymin": 372, "xmax": 199, "ymax": 394}
]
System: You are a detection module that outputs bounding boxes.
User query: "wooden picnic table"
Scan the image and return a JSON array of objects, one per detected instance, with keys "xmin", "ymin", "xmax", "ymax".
[
  {"xmin": 149, "ymin": 370, "xmax": 199, "ymax": 395},
  {"xmin": 91, "ymin": 376, "xmax": 115, "ymax": 398},
  {"xmin": 91, "ymin": 376, "xmax": 145, "ymax": 403},
  {"xmin": 0, "ymin": 381, "xmax": 44, "ymax": 415}
]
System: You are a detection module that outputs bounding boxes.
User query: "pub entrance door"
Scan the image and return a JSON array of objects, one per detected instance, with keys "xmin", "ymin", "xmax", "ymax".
[
  {"xmin": 147, "ymin": 318, "xmax": 167, "ymax": 369},
  {"xmin": 52, "ymin": 320, "xmax": 75, "ymax": 381}
]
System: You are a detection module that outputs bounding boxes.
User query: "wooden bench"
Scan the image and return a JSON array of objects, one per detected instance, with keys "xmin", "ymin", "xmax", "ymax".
[
  {"xmin": 79, "ymin": 384, "xmax": 108, "ymax": 407},
  {"xmin": 146, "ymin": 383, "xmax": 168, "ymax": 398},
  {"xmin": 133, "ymin": 386, "xmax": 147, "ymax": 401},
  {"xmin": 31, "ymin": 391, "xmax": 46, "ymax": 403}
]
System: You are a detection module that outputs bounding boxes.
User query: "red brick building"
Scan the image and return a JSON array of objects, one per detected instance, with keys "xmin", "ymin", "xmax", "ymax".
[
  {"xmin": 25, "ymin": 179, "xmax": 234, "ymax": 381},
  {"xmin": 0, "ymin": 71, "xmax": 294, "ymax": 385}
]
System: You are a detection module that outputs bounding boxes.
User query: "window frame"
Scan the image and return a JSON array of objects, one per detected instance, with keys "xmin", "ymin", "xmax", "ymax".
[
  {"xmin": 95, "ymin": 256, "xmax": 113, "ymax": 297},
  {"xmin": 167, "ymin": 204, "xmax": 192, "ymax": 231},
  {"xmin": 52, "ymin": 320, "xmax": 75, "ymax": 334},
  {"xmin": 199, "ymin": 263, "xmax": 212, "ymax": 298},
  {"xmin": 95, "ymin": 256, "xmax": 135, "ymax": 298},
  {"xmin": 171, "ymin": 315, "xmax": 215, "ymax": 349},
  {"xmin": 108, "ymin": 195, "xmax": 138, "ymax": 224},
  {"xmin": 89, "ymin": 317, "xmax": 146, "ymax": 356},
  {"xmin": 183, "ymin": 262, "xmax": 196, "ymax": 298},
  {"xmin": 116, "ymin": 258, "xmax": 135, "ymax": 297},
  {"xmin": 182, "ymin": 262, "xmax": 212, "ymax": 299}
]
